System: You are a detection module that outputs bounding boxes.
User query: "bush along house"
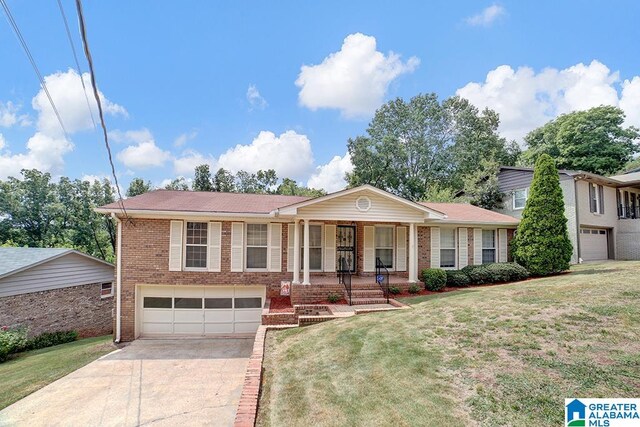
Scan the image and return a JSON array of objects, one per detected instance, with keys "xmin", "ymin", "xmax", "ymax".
[{"xmin": 96, "ymin": 185, "xmax": 519, "ymax": 341}]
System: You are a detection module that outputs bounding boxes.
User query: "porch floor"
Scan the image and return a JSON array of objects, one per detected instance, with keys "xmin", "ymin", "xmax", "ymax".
[{"xmin": 309, "ymin": 274, "xmax": 413, "ymax": 286}]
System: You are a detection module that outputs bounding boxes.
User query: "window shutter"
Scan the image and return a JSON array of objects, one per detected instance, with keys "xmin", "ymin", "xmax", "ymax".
[
  {"xmin": 458, "ymin": 227, "xmax": 468, "ymax": 268},
  {"xmin": 287, "ymin": 223, "xmax": 295, "ymax": 272},
  {"xmin": 589, "ymin": 184, "xmax": 595, "ymax": 212},
  {"xmin": 268, "ymin": 223, "xmax": 282, "ymax": 272},
  {"xmin": 208, "ymin": 222, "xmax": 222, "ymax": 272},
  {"xmin": 169, "ymin": 220, "xmax": 183, "ymax": 271},
  {"xmin": 473, "ymin": 228, "xmax": 482, "ymax": 265},
  {"xmin": 363, "ymin": 226, "xmax": 375, "ymax": 272},
  {"xmin": 395, "ymin": 226, "xmax": 407, "ymax": 272},
  {"xmin": 430, "ymin": 227, "xmax": 440, "ymax": 268},
  {"xmin": 230, "ymin": 222, "xmax": 244, "ymax": 272},
  {"xmin": 498, "ymin": 229, "xmax": 508, "ymax": 262},
  {"xmin": 324, "ymin": 224, "xmax": 336, "ymax": 272},
  {"xmin": 598, "ymin": 185, "xmax": 604, "ymax": 214}
]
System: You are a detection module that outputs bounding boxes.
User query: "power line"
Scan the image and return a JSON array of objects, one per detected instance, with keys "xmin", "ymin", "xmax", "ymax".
[
  {"xmin": 0, "ymin": 0, "xmax": 69, "ymax": 138},
  {"xmin": 74, "ymin": 0, "xmax": 128, "ymax": 218},
  {"xmin": 56, "ymin": 0, "xmax": 96, "ymax": 129}
]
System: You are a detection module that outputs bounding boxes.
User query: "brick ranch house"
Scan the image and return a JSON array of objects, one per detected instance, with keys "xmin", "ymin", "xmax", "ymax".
[{"xmin": 96, "ymin": 185, "xmax": 519, "ymax": 342}]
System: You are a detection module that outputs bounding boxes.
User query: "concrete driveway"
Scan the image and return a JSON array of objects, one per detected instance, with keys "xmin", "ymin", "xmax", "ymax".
[{"xmin": 0, "ymin": 338, "xmax": 253, "ymax": 427}]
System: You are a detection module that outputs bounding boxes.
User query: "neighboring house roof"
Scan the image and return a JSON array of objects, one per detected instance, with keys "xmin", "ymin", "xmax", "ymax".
[
  {"xmin": 97, "ymin": 190, "xmax": 310, "ymax": 215},
  {"xmin": 0, "ymin": 247, "xmax": 114, "ymax": 281},
  {"xmin": 499, "ymin": 166, "xmax": 640, "ymax": 188},
  {"xmin": 420, "ymin": 202, "xmax": 520, "ymax": 225}
]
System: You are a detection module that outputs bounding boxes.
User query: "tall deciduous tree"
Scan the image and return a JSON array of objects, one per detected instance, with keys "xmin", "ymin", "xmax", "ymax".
[
  {"xmin": 165, "ymin": 177, "xmax": 190, "ymax": 190},
  {"xmin": 213, "ymin": 168, "xmax": 235, "ymax": 192},
  {"xmin": 193, "ymin": 164, "xmax": 213, "ymax": 191},
  {"xmin": 511, "ymin": 154, "xmax": 572, "ymax": 276},
  {"xmin": 276, "ymin": 178, "xmax": 326, "ymax": 197},
  {"xmin": 347, "ymin": 94, "xmax": 517, "ymax": 201},
  {"xmin": 126, "ymin": 178, "xmax": 153, "ymax": 197},
  {"xmin": 520, "ymin": 106, "xmax": 640, "ymax": 175}
]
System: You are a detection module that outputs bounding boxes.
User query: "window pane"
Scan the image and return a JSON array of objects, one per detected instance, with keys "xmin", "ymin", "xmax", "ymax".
[
  {"xmin": 247, "ymin": 247, "xmax": 268, "ymax": 269},
  {"xmin": 482, "ymin": 249, "xmax": 496, "ymax": 264},
  {"xmin": 514, "ymin": 189, "xmax": 527, "ymax": 208},
  {"xmin": 186, "ymin": 222, "xmax": 208, "ymax": 245},
  {"xmin": 235, "ymin": 297, "xmax": 262, "ymax": 309},
  {"xmin": 204, "ymin": 298, "xmax": 232, "ymax": 309},
  {"xmin": 309, "ymin": 248, "xmax": 322, "ymax": 270},
  {"xmin": 375, "ymin": 227, "xmax": 393, "ymax": 247},
  {"xmin": 247, "ymin": 224, "xmax": 268, "ymax": 246},
  {"xmin": 186, "ymin": 245, "xmax": 207, "ymax": 268},
  {"xmin": 376, "ymin": 248, "xmax": 393, "ymax": 268},
  {"xmin": 174, "ymin": 297, "xmax": 202, "ymax": 309},
  {"xmin": 440, "ymin": 249, "xmax": 455, "ymax": 268},
  {"xmin": 482, "ymin": 230, "xmax": 495, "ymax": 248},
  {"xmin": 144, "ymin": 297, "xmax": 172, "ymax": 309},
  {"xmin": 309, "ymin": 225, "xmax": 322, "ymax": 247},
  {"xmin": 440, "ymin": 229, "xmax": 455, "ymax": 248}
]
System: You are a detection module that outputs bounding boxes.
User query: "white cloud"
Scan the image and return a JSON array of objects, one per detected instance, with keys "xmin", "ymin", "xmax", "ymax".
[
  {"xmin": 246, "ymin": 85, "xmax": 267, "ymax": 111},
  {"xmin": 466, "ymin": 4, "xmax": 506, "ymax": 27},
  {"xmin": 173, "ymin": 131, "xmax": 197, "ymax": 147},
  {"xmin": 109, "ymin": 128, "xmax": 153, "ymax": 144},
  {"xmin": 296, "ymin": 33, "xmax": 419, "ymax": 118},
  {"xmin": 0, "ymin": 133, "xmax": 5, "ymax": 150},
  {"xmin": 116, "ymin": 129, "xmax": 171, "ymax": 169},
  {"xmin": 173, "ymin": 150, "xmax": 216, "ymax": 175},
  {"xmin": 307, "ymin": 153, "xmax": 353, "ymax": 193},
  {"xmin": 456, "ymin": 60, "xmax": 640, "ymax": 142},
  {"xmin": 0, "ymin": 132, "xmax": 73, "ymax": 180},
  {"xmin": 32, "ymin": 69, "xmax": 127, "ymax": 137}
]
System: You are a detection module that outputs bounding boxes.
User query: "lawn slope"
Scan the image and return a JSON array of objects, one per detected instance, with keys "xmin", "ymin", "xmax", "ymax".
[
  {"xmin": 0, "ymin": 336, "xmax": 116, "ymax": 410},
  {"xmin": 257, "ymin": 262, "xmax": 640, "ymax": 427}
]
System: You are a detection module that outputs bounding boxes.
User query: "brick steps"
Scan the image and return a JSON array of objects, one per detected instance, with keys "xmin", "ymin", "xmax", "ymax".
[
  {"xmin": 348, "ymin": 297, "xmax": 389, "ymax": 305},
  {"xmin": 349, "ymin": 289, "xmax": 385, "ymax": 298},
  {"xmin": 298, "ymin": 315, "xmax": 335, "ymax": 326}
]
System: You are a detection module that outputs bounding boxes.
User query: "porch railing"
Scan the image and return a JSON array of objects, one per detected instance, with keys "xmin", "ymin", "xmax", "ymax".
[
  {"xmin": 375, "ymin": 257, "xmax": 390, "ymax": 304},
  {"xmin": 338, "ymin": 257, "xmax": 352, "ymax": 306},
  {"xmin": 618, "ymin": 204, "xmax": 640, "ymax": 219}
]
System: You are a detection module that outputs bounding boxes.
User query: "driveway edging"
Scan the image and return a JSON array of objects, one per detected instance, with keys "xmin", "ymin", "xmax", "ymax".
[{"xmin": 233, "ymin": 325, "xmax": 294, "ymax": 427}]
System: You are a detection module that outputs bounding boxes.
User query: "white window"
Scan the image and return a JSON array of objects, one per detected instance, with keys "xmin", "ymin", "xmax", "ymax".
[
  {"xmin": 301, "ymin": 224, "xmax": 323, "ymax": 271},
  {"xmin": 513, "ymin": 188, "xmax": 528, "ymax": 210},
  {"xmin": 440, "ymin": 228, "xmax": 456, "ymax": 268},
  {"xmin": 375, "ymin": 226, "xmax": 394, "ymax": 268},
  {"xmin": 185, "ymin": 222, "xmax": 208, "ymax": 269},
  {"xmin": 246, "ymin": 224, "xmax": 268, "ymax": 269},
  {"xmin": 590, "ymin": 183, "xmax": 604, "ymax": 214},
  {"xmin": 482, "ymin": 230, "xmax": 496, "ymax": 264},
  {"xmin": 100, "ymin": 282, "xmax": 113, "ymax": 297}
]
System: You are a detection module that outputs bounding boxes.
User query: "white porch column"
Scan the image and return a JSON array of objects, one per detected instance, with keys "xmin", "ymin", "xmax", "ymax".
[
  {"xmin": 409, "ymin": 223, "xmax": 417, "ymax": 283},
  {"xmin": 292, "ymin": 219, "xmax": 300, "ymax": 284},
  {"xmin": 303, "ymin": 219, "xmax": 310, "ymax": 285}
]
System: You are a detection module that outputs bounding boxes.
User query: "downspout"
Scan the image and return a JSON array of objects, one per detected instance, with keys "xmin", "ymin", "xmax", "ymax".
[
  {"xmin": 574, "ymin": 178, "xmax": 581, "ymax": 263},
  {"xmin": 112, "ymin": 213, "xmax": 122, "ymax": 343}
]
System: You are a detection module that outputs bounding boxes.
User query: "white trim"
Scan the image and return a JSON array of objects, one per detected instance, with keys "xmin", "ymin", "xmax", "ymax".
[
  {"xmin": 299, "ymin": 222, "xmax": 324, "ymax": 272},
  {"xmin": 458, "ymin": 227, "xmax": 468, "ymax": 269},
  {"xmin": 498, "ymin": 229, "xmax": 508, "ymax": 262},
  {"xmin": 245, "ymin": 223, "xmax": 269, "ymax": 272},
  {"xmin": 374, "ymin": 225, "xmax": 395, "ymax": 270},
  {"xmin": 395, "ymin": 226, "xmax": 407, "ymax": 272},
  {"xmin": 207, "ymin": 222, "xmax": 222, "ymax": 272},
  {"xmin": 355, "ymin": 196, "xmax": 372, "ymax": 212},
  {"xmin": 183, "ymin": 221, "xmax": 209, "ymax": 271},
  {"xmin": 324, "ymin": 224, "xmax": 337, "ymax": 272},
  {"xmin": 481, "ymin": 229, "xmax": 497, "ymax": 264},
  {"xmin": 513, "ymin": 188, "xmax": 528, "ymax": 210},
  {"xmin": 115, "ymin": 217, "xmax": 122, "ymax": 343},
  {"xmin": 439, "ymin": 227, "xmax": 457, "ymax": 270}
]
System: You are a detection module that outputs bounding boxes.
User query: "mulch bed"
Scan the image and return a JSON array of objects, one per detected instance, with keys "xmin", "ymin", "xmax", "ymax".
[{"xmin": 269, "ymin": 296, "xmax": 294, "ymax": 313}]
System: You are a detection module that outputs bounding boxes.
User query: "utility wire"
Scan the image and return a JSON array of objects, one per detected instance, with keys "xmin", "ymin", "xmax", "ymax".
[
  {"xmin": 0, "ymin": 0, "xmax": 69, "ymax": 138},
  {"xmin": 56, "ymin": 0, "xmax": 96, "ymax": 129},
  {"xmin": 74, "ymin": 0, "xmax": 128, "ymax": 218}
]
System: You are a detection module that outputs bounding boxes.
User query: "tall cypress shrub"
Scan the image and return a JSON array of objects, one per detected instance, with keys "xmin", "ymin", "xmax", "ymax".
[{"xmin": 512, "ymin": 154, "xmax": 573, "ymax": 276}]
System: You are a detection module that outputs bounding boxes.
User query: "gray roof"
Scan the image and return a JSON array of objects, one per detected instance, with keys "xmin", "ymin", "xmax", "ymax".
[{"xmin": 0, "ymin": 247, "xmax": 113, "ymax": 280}]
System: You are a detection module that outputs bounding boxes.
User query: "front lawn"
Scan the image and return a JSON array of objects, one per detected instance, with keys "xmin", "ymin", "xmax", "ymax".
[
  {"xmin": 0, "ymin": 335, "xmax": 116, "ymax": 410},
  {"xmin": 257, "ymin": 261, "xmax": 640, "ymax": 426}
]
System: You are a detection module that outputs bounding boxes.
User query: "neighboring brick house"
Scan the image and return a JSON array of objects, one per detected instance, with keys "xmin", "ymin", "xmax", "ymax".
[
  {"xmin": 0, "ymin": 248, "xmax": 115, "ymax": 337},
  {"xmin": 497, "ymin": 166, "xmax": 640, "ymax": 263},
  {"xmin": 97, "ymin": 184, "xmax": 519, "ymax": 342}
]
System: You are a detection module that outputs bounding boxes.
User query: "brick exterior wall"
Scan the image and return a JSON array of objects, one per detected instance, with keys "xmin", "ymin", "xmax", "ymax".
[
  {"xmin": 468, "ymin": 228, "xmax": 475, "ymax": 266},
  {"xmin": 417, "ymin": 226, "xmax": 431, "ymax": 272},
  {"xmin": 0, "ymin": 283, "xmax": 113, "ymax": 338}
]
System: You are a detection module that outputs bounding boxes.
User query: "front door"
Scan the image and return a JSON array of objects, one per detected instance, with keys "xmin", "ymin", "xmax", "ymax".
[{"xmin": 337, "ymin": 225, "xmax": 356, "ymax": 272}]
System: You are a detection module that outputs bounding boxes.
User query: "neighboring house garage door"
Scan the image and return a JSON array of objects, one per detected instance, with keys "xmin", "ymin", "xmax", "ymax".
[
  {"xmin": 139, "ymin": 285, "xmax": 264, "ymax": 337},
  {"xmin": 579, "ymin": 228, "xmax": 608, "ymax": 261}
]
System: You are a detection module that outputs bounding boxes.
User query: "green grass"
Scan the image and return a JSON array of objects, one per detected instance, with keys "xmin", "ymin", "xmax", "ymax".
[
  {"xmin": 257, "ymin": 261, "xmax": 640, "ymax": 427},
  {"xmin": 0, "ymin": 335, "xmax": 116, "ymax": 410}
]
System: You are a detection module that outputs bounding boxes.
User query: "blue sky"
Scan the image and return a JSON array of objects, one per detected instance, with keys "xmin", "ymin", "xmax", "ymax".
[{"xmin": 1, "ymin": 1, "xmax": 639, "ymax": 191}]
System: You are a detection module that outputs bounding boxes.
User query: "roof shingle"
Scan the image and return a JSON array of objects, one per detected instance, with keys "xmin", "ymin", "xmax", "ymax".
[{"xmin": 420, "ymin": 202, "xmax": 519, "ymax": 224}]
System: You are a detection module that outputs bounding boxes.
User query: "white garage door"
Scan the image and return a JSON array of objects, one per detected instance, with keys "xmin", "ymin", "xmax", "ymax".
[
  {"xmin": 139, "ymin": 286, "xmax": 264, "ymax": 337},
  {"xmin": 580, "ymin": 228, "xmax": 608, "ymax": 261}
]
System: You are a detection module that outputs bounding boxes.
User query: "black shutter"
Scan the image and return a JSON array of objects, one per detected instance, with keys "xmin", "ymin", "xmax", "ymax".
[
  {"xmin": 589, "ymin": 184, "xmax": 595, "ymax": 213},
  {"xmin": 598, "ymin": 185, "xmax": 604, "ymax": 214}
]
